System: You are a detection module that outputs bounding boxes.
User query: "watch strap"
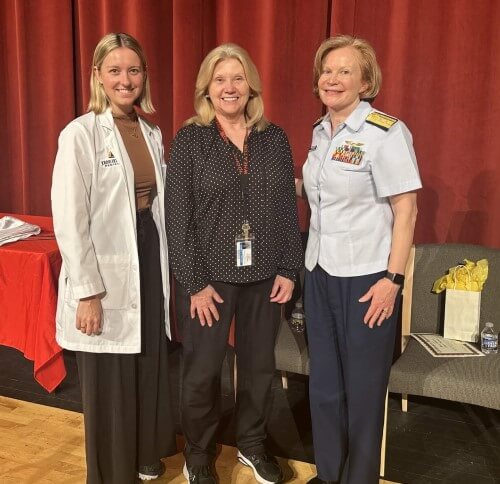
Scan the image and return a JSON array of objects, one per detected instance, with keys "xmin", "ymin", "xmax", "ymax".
[{"xmin": 385, "ymin": 270, "xmax": 405, "ymax": 286}]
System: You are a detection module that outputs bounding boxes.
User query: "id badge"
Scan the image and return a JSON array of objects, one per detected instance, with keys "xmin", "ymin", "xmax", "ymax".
[{"xmin": 235, "ymin": 222, "xmax": 254, "ymax": 267}]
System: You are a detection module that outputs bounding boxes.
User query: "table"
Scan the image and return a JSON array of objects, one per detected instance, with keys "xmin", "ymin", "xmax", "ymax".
[{"xmin": 0, "ymin": 213, "xmax": 65, "ymax": 392}]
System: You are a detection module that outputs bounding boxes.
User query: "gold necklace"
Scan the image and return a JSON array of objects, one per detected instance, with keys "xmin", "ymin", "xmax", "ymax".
[{"xmin": 113, "ymin": 112, "xmax": 140, "ymax": 138}]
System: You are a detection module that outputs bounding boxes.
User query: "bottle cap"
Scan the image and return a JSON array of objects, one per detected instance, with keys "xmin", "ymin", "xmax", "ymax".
[
  {"xmin": 485, "ymin": 322, "xmax": 494, "ymax": 328},
  {"xmin": 295, "ymin": 301, "xmax": 303, "ymax": 308}
]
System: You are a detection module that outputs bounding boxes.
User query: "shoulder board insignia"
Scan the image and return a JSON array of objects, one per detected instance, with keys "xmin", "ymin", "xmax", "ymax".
[
  {"xmin": 366, "ymin": 111, "xmax": 398, "ymax": 131},
  {"xmin": 312, "ymin": 116, "xmax": 324, "ymax": 128}
]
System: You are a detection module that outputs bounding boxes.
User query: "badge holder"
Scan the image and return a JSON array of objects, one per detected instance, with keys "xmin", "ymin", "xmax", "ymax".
[{"xmin": 235, "ymin": 222, "xmax": 254, "ymax": 267}]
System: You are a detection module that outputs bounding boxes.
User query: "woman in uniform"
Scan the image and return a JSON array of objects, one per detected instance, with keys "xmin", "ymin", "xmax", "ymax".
[{"xmin": 296, "ymin": 35, "xmax": 422, "ymax": 484}]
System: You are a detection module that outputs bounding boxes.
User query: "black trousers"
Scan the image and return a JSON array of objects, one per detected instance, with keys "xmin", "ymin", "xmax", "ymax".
[
  {"xmin": 305, "ymin": 266, "xmax": 399, "ymax": 484},
  {"xmin": 76, "ymin": 210, "xmax": 176, "ymax": 484},
  {"xmin": 176, "ymin": 277, "xmax": 281, "ymax": 466}
]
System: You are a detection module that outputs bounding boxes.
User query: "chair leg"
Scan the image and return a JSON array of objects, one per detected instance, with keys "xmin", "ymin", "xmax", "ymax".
[
  {"xmin": 281, "ymin": 371, "xmax": 288, "ymax": 390},
  {"xmin": 402, "ymin": 393, "xmax": 408, "ymax": 412},
  {"xmin": 380, "ymin": 390, "xmax": 388, "ymax": 478}
]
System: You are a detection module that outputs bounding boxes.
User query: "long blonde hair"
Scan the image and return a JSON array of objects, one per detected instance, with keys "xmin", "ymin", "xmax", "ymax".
[
  {"xmin": 186, "ymin": 43, "xmax": 268, "ymax": 131},
  {"xmin": 88, "ymin": 32, "xmax": 154, "ymax": 114}
]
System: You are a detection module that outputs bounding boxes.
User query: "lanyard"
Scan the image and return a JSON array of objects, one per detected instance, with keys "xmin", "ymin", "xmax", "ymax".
[{"xmin": 215, "ymin": 119, "xmax": 251, "ymax": 222}]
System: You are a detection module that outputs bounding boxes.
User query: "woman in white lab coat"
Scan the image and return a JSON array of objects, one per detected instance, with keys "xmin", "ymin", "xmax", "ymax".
[{"xmin": 51, "ymin": 32, "xmax": 175, "ymax": 484}]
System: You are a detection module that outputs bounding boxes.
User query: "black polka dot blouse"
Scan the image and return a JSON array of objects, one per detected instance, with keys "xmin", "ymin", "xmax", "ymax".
[{"xmin": 165, "ymin": 120, "xmax": 303, "ymax": 295}]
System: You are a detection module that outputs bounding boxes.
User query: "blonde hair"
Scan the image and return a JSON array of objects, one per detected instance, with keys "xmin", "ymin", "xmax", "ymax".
[
  {"xmin": 185, "ymin": 43, "xmax": 268, "ymax": 131},
  {"xmin": 88, "ymin": 32, "xmax": 154, "ymax": 114},
  {"xmin": 313, "ymin": 35, "xmax": 382, "ymax": 101}
]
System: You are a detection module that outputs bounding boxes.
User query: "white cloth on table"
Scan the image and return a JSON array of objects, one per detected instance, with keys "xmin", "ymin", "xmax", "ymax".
[{"xmin": 0, "ymin": 216, "xmax": 41, "ymax": 246}]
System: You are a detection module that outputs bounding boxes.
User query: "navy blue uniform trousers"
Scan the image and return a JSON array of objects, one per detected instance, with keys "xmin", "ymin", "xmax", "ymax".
[{"xmin": 305, "ymin": 266, "xmax": 399, "ymax": 484}]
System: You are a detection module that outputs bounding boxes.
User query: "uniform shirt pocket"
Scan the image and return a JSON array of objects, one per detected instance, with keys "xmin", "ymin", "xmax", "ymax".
[
  {"xmin": 330, "ymin": 140, "xmax": 370, "ymax": 172},
  {"xmin": 334, "ymin": 159, "xmax": 370, "ymax": 172}
]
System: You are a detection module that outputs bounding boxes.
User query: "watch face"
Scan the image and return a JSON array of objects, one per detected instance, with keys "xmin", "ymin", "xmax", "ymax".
[{"xmin": 394, "ymin": 274, "xmax": 405, "ymax": 285}]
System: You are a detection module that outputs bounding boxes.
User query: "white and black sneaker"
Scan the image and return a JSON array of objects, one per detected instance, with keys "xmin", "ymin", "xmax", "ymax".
[
  {"xmin": 183, "ymin": 462, "xmax": 217, "ymax": 483},
  {"xmin": 138, "ymin": 460, "xmax": 166, "ymax": 481},
  {"xmin": 237, "ymin": 451, "xmax": 283, "ymax": 484}
]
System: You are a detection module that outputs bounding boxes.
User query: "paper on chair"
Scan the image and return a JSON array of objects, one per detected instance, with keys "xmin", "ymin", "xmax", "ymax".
[{"xmin": 411, "ymin": 333, "xmax": 484, "ymax": 357}]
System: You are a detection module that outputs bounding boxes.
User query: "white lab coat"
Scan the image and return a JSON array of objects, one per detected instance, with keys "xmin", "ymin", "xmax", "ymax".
[{"xmin": 51, "ymin": 108, "xmax": 171, "ymax": 353}]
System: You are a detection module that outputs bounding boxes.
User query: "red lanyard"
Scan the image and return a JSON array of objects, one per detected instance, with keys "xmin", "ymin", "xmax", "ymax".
[{"xmin": 215, "ymin": 118, "xmax": 249, "ymax": 175}]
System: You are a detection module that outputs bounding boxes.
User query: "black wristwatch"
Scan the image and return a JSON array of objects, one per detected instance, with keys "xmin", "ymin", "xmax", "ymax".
[{"xmin": 384, "ymin": 271, "xmax": 405, "ymax": 286}]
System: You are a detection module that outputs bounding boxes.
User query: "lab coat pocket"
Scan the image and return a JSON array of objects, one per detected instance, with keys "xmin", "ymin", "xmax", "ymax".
[
  {"xmin": 96, "ymin": 254, "xmax": 131, "ymax": 309},
  {"xmin": 64, "ymin": 278, "xmax": 78, "ymax": 309}
]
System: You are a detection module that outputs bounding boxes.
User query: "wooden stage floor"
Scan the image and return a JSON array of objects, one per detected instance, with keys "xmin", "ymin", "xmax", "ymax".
[{"xmin": 0, "ymin": 396, "xmax": 397, "ymax": 483}]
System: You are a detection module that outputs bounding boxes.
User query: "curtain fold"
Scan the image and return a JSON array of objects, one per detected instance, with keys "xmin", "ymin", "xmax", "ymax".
[
  {"xmin": 172, "ymin": 0, "xmax": 216, "ymax": 130},
  {"xmin": 1, "ymin": 0, "xmax": 499, "ymax": 247},
  {"xmin": 74, "ymin": 0, "xmax": 174, "ymax": 141},
  {"xmin": 1, "ymin": 0, "xmax": 75, "ymax": 216}
]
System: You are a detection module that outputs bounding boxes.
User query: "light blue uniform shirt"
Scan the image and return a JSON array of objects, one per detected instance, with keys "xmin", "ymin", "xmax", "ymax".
[{"xmin": 303, "ymin": 101, "xmax": 422, "ymax": 277}]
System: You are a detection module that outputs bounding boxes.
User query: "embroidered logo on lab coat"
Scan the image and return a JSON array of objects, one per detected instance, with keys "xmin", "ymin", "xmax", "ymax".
[
  {"xmin": 331, "ymin": 140, "xmax": 365, "ymax": 165},
  {"xmin": 100, "ymin": 150, "xmax": 119, "ymax": 167}
]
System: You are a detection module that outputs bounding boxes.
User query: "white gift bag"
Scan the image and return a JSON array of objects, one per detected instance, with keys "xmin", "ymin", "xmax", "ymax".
[{"xmin": 443, "ymin": 289, "xmax": 481, "ymax": 342}]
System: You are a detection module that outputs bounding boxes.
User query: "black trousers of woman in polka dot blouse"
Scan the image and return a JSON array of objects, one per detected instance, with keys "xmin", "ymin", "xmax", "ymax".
[{"xmin": 175, "ymin": 276, "xmax": 281, "ymax": 466}]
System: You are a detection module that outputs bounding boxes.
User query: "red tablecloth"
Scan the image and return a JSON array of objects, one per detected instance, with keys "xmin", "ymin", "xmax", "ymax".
[{"xmin": 0, "ymin": 213, "xmax": 65, "ymax": 392}]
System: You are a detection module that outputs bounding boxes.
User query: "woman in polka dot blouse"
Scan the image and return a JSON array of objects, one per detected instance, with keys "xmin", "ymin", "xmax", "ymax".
[{"xmin": 165, "ymin": 43, "xmax": 303, "ymax": 484}]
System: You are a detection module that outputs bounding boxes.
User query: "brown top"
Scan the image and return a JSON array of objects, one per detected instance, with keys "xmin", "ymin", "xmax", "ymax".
[{"xmin": 113, "ymin": 112, "xmax": 156, "ymax": 210}]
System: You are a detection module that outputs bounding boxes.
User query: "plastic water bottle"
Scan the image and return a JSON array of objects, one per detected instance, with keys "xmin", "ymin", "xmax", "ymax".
[
  {"xmin": 291, "ymin": 301, "xmax": 305, "ymax": 333},
  {"xmin": 481, "ymin": 322, "xmax": 498, "ymax": 354}
]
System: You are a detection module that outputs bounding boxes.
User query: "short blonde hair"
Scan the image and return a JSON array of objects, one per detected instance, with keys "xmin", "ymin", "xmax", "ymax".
[
  {"xmin": 313, "ymin": 35, "xmax": 382, "ymax": 101},
  {"xmin": 88, "ymin": 32, "xmax": 154, "ymax": 114},
  {"xmin": 186, "ymin": 43, "xmax": 268, "ymax": 131}
]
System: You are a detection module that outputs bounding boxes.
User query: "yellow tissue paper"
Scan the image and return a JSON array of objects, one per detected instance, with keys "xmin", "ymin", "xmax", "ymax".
[{"xmin": 432, "ymin": 259, "xmax": 488, "ymax": 293}]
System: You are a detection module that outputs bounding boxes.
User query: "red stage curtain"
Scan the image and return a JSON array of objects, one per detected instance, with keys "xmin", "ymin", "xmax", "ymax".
[
  {"xmin": 0, "ymin": 0, "xmax": 75, "ymax": 217},
  {"xmin": 0, "ymin": 0, "xmax": 499, "ymax": 247},
  {"xmin": 73, "ymin": 0, "xmax": 174, "ymax": 138}
]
